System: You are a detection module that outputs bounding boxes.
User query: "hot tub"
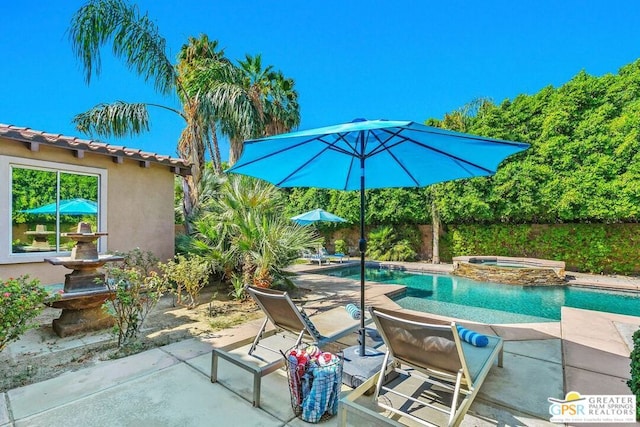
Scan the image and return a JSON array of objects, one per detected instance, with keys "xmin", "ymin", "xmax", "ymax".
[{"xmin": 452, "ymin": 256, "xmax": 566, "ymax": 286}]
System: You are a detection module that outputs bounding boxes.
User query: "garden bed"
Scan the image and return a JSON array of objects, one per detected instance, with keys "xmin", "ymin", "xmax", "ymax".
[{"xmin": 0, "ymin": 285, "xmax": 264, "ymax": 392}]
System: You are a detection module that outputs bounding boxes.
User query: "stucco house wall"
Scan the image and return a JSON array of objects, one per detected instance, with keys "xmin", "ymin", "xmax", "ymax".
[{"xmin": 0, "ymin": 124, "xmax": 190, "ymax": 285}]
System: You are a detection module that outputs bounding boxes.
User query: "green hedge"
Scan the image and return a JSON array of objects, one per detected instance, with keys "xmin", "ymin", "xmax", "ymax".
[{"xmin": 440, "ymin": 223, "xmax": 640, "ymax": 275}]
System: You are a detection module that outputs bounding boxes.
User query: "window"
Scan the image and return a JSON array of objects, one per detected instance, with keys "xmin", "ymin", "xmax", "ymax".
[{"xmin": 0, "ymin": 156, "xmax": 107, "ymax": 264}]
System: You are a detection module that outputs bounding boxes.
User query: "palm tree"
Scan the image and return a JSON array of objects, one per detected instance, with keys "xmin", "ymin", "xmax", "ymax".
[
  {"xmin": 176, "ymin": 35, "xmax": 227, "ymax": 175},
  {"xmin": 189, "ymin": 175, "xmax": 321, "ymax": 288},
  {"xmin": 68, "ymin": 0, "xmax": 259, "ymax": 230},
  {"xmin": 225, "ymin": 54, "xmax": 301, "ymax": 164},
  {"xmin": 264, "ymin": 71, "xmax": 300, "ymax": 136}
]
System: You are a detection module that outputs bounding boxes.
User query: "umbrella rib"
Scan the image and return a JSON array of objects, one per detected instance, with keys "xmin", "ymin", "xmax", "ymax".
[
  {"xmin": 344, "ymin": 155, "xmax": 357, "ymax": 191},
  {"xmin": 320, "ymin": 135, "xmax": 359, "ymax": 156},
  {"xmin": 273, "ymin": 133, "xmax": 362, "ymax": 186},
  {"xmin": 404, "ymin": 138, "xmax": 495, "ymax": 174},
  {"xmin": 234, "ymin": 134, "xmax": 358, "ymax": 174},
  {"xmin": 274, "ymin": 138, "xmax": 347, "ymax": 186},
  {"xmin": 367, "ymin": 131, "xmax": 496, "ymax": 175},
  {"xmin": 365, "ymin": 130, "xmax": 421, "ymax": 186}
]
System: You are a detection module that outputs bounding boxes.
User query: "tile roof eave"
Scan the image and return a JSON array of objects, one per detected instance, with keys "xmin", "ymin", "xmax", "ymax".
[{"xmin": 0, "ymin": 124, "xmax": 192, "ymax": 176}]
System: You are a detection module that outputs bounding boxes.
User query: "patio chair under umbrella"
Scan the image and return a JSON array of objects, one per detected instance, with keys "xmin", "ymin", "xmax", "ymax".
[
  {"xmin": 20, "ymin": 198, "xmax": 97, "ymax": 215},
  {"xmin": 291, "ymin": 208, "xmax": 347, "ymax": 225},
  {"xmin": 227, "ymin": 119, "xmax": 529, "ymax": 364}
]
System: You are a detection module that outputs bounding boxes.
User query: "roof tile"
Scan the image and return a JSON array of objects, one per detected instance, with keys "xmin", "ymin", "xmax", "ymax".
[{"xmin": 0, "ymin": 123, "xmax": 191, "ymax": 175}]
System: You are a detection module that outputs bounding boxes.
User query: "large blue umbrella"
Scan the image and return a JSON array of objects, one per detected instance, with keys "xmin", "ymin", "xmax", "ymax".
[
  {"xmin": 228, "ymin": 118, "xmax": 530, "ymax": 357},
  {"xmin": 21, "ymin": 198, "xmax": 97, "ymax": 215},
  {"xmin": 291, "ymin": 208, "xmax": 347, "ymax": 225}
]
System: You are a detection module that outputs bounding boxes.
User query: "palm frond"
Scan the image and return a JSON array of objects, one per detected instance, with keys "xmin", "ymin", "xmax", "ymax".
[
  {"xmin": 208, "ymin": 83, "xmax": 263, "ymax": 140},
  {"xmin": 68, "ymin": 0, "xmax": 176, "ymax": 95},
  {"xmin": 179, "ymin": 58, "xmax": 242, "ymax": 100},
  {"xmin": 73, "ymin": 101, "xmax": 150, "ymax": 137}
]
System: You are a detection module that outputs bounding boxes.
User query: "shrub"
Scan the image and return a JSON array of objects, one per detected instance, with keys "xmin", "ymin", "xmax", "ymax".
[
  {"xmin": 628, "ymin": 328, "xmax": 640, "ymax": 420},
  {"xmin": 367, "ymin": 225, "xmax": 417, "ymax": 261},
  {"xmin": 116, "ymin": 247, "xmax": 159, "ymax": 276},
  {"xmin": 103, "ymin": 249, "xmax": 165, "ymax": 348},
  {"xmin": 228, "ymin": 273, "xmax": 246, "ymax": 301},
  {"xmin": 441, "ymin": 223, "xmax": 640, "ymax": 274},
  {"xmin": 334, "ymin": 239, "xmax": 348, "ymax": 255},
  {"xmin": 0, "ymin": 276, "xmax": 49, "ymax": 352},
  {"xmin": 159, "ymin": 254, "xmax": 211, "ymax": 309}
]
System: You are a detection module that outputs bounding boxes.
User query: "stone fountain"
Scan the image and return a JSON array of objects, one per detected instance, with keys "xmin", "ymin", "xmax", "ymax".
[
  {"xmin": 45, "ymin": 222, "xmax": 123, "ymax": 337},
  {"xmin": 24, "ymin": 224, "xmax": 55, "ymax": 252}
]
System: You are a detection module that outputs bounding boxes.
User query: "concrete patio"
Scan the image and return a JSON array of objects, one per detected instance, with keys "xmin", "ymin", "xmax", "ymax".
[{"xmin": 1, "ymin": 263, "xmax": 639, "ymax": 426}]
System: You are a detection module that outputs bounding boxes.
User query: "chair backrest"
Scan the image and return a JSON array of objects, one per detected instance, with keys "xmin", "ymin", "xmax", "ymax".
[
  {"xmin": 246, "ymin": 285, "xmax": 319, "ymax": 340},
  {"xmin": 371, "ymin": 307, "xmax": 469, "ymax": 383}
]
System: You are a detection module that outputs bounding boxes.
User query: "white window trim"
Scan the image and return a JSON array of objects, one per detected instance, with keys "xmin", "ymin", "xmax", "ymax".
[{"xmin": 0, "ymin": 155, "xmax": 108, "ymax": 264}]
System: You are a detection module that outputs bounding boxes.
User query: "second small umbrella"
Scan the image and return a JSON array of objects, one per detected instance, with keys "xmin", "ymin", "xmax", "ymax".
[
  {"xmin": 291, "ymin": 208, "xmax": 347, "ymax": 226},
  {"xmin": 21, "ymin": 198, "xmax": 97, "ymax": 215}
]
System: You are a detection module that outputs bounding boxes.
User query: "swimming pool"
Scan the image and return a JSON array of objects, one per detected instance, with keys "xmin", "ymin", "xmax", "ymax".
[{"xmin": 323, "ymin": 266, "xmax": 640, "ymax": 324}]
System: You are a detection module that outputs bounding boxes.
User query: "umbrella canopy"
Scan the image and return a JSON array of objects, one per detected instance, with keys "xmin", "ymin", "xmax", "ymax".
[
  {"xmin": 228, "ymin": 118, "xmax": 530, "ymax": 356},
  {"xmin": 291, "ymin": 208, "xmax": 347, "ymax": 225},
  {"xmin": 21, "ymin": 198, "xmax": 98, "ymax": 215}
]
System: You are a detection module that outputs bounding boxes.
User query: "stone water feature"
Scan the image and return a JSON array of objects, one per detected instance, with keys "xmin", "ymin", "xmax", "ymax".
[
  {"xmin": 45, "ymin": 222, "xmax": 123, "ymax": 337},
  {"xmin": 452, "ymin": 255, "xmax": 566, "ymax": 286},
  {"xmin": 24, "ymin": 224, "xmax": 55, "ymax": 251}
]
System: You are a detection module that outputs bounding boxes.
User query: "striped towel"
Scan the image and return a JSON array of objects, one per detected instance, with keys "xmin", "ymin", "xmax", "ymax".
[
  {"xmin": 345, "ymin": 303, "xmax": 361, "ymax": 319},
  {"xmin": 457, "ymin": 325, "xmax": 489, "ymax": 347}
]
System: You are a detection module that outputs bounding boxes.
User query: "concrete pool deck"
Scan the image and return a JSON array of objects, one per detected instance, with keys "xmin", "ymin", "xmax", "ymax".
[{"xmin": 1, "ymin": 262, "xmax": 639, "ymax": 426}]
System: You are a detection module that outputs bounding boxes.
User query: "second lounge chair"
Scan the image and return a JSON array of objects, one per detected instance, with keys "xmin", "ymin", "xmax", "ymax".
[
  {"xmin": 246, "ymin": 285, "xmax": 368, "ymax": 357},
  {"xmin": 359, "ymin": 306, "xmax": 504, "ymax": 427}
]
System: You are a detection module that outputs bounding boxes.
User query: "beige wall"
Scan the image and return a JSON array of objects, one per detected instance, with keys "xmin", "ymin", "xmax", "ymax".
[{"xmin": 1, "ymin": 139, "xmax": 177, "ymax": 285}]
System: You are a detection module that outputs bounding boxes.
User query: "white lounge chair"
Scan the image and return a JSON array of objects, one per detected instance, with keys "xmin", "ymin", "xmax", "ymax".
[
  {"xmin": 320, "ymin": 247, "xmax": 347, "ymax": 263},
  {"xmin": 301, "ymin": 249, "xmax": 328, "ymax": 265}
]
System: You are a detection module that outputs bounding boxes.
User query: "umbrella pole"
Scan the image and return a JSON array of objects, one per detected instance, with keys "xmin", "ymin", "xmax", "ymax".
[{"xmin": 358, "ymin": 144, "xmax": 366, "ymax": 357}]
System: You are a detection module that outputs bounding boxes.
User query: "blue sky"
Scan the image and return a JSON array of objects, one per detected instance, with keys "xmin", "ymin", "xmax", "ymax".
[{"xmin": 3, "ymin": 1, "xmax": 640, "ymax": 161}]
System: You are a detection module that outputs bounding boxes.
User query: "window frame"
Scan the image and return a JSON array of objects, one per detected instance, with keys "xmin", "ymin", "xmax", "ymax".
[{"xmin": 0, "ymin": 155, "xmax": 108, "ymax": 264}]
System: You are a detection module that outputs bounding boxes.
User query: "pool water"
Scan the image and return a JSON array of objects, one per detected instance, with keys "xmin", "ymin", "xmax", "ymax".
[{"xmin": 324, "ymin": 266, "xmax": 640, "ymax": 324}]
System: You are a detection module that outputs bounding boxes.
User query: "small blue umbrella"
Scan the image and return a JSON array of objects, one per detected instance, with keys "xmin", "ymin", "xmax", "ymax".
[
  {"xmin": 291, "ymin": 208, "xmax": 347, "ymax": 225},
  {"xmin": 228, "ymin": 118, "xmax": 530, "ymax": 357},
  {"xmin": 21, "ymin": 198, "xmax": 97, "ymax": 215}
]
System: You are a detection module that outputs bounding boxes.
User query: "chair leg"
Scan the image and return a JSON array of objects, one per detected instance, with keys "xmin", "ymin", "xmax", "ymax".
[
  {"xmin": 293, "ymin": 329, "xmax": 305, "ymax": 348},
  {"xmin": 448, "ymin": 371, "xmax": 464, "ymax": 426},
  {"xmin": 374, "ymin": 351, "xmax": 391, "ymax": 400},
  {"xmin": 248, "ymin": 318, "xmax": 269, "ymax": 356}
]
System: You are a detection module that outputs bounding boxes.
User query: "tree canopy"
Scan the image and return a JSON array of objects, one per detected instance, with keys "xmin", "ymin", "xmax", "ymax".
[{"xmin": 68, "ymin": 0, "xmax": 300, "ymax": 231}]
